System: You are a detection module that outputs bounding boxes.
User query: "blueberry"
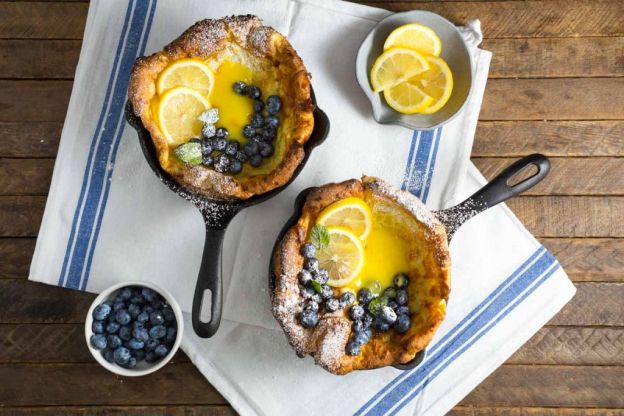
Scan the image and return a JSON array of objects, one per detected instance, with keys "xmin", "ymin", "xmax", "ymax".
[
  {"xmin": 215, "ymin": 127, "xmax": 229, "ymax": 139},
  {"xmin": 249, "ymin": 154, "xmax": 262, "ymax": 168},
  {"xmin": 118, "ymin": 287, "xmax": 133, "ymax": 300},
  {"xmin": 133, "ymin": 349, "xmax": 146, "ymax": 362},
  {"xmin": 128, "ymin": 303, "xmax": 141, "ymax": 319},
  {"xmin": 243, "ymin": 124, "xmax": 257, "ymax": 139},
  {"xmin": 229, "ymin": 159, "xmax": 243, "ymax": 174},
  {"xmin": 90, "ymin": 334, "xmax": 107, "ymax": 350},
  {"xmin": 251, "ymin": 113, "xmax": 264, "ymax": 128},
  {"xmin": 266, "ymin": 95, "xmax": 282, "ymax": 114},
  {"xmin": 165, "ymin": 327, "xmax": 177, "ymax": 344},
  {"xmin": 203, "ymin": 154, "xmax": 214, "ymax": 166},
  {"xmin": 258, "ymin": 142, "xmax": 274, "ymax": 157},
  {"xmin": 363, "ymin": 313, "xmax": 374, "ymax": 328},
  {"xmin": 265, "ymin": 115, "xmax": 279, "ymax": 129},
  {"xmin": 298, "ymin": 269, "xmax": 313, "ymax": 285},
  {"xmin": 313, "ymin": 269, "xmax": 329, "ymax": 284},
  {"xmin": 300, "ymin": 285, "xmax": 316, "ymax": 300},
  {"xmin": 383, "ymin": 287, "xmax": 397, "ymax": 300},
  {"xmin": 373, "ymin": 317, "xmax": 390, "ymax": 332},
  {"xmin": 349, "ymin": 304, "xmax": 365, "ymax": 321},
  {"xmin": 132, "ymin": 320, "xmax": 144, "ymax": 329},
  {"xmin": 201, "ymin": 123, "xmax": 216, "ymax": 139},
  {"xmin": 396, "ymin": 289, "xmax": 408, "ymax": 306},
  {"xmin": 112, "ymin": 302, "xmax": 125, "ymax": 312},
  {"xmin": 214, "ymin": 155, "xmax": 230, "ymax": 173},
  {"xmin": 393, "ymin": 273, "xmax": 409, "ymax": 289},
  {"xmin": 150, "ymin": 311, "xmax": 165, "ymax": 326},
  {"xmin": 122, "ymin": 357, "xmax": 137, "ymax": 369},
  {"xmin": 325, "ymin": 297, "xmax": 340, "ymax": 313},
  {"xmin": 201, "ymin": 140, "xmax": 213, "ymax": 156},
  {"xmin": 387, "ymin": 300, "xmax": 398, "ymax": 311},
  {"xmin": 303, "ymin": 299, "xmax": 319, "ymax": 312},
  {"xmin": 145, "ymin": 351, "xmax": 159, "ymax": 363},
  {"xmin": 128, "ymin": 338, "xmax": 145, "ymax": 350},
  {"xmin": 353, "ymin": 330, "xmax": 370, "ymax": 345},
  {"xmin": 113, "ymin": 347, "xmax": 131, "ymax": 365},
  {"xmin": 214, "ymin": 137, "xmax": 227, "ymax": 152},
  {"xmin": 352, "ymin": 319, "xmax": 366, "ymax": 333},
  {"xmin": 299, "ymin": 309, "xmax": 318, "ymax": 328},
  {"xmin": 311, "ymin": 293, "xmax": 323, "ymax": 304},
  {"xmin": 394, "ymin": 314, "xmax": 411, "ymax": 334},
  {"xmin": 379, "ymin": 306, "xmax": 397, "ymax": 325},
  {"xmin": 149, "ymin": 325, "xmax": 167, "ymax": 339},
  {"xmin": 92, "ymin": 320, "xmax": 105, "ymax": 334},
  {"xmin": 346, "ymin": 341, "xmax": 361, "ymax": 356},
  {"xmin": 253, "ymin": 99, "xmax": 264, "ymax": 113},
  {"xmin": 132, "ymin": 326, "xmax": 149, "ymax": 342},
  {"xmin": 115, "ymin": 309, "xmax": 131, "ymax": 325},
  {"xmin": 130, "ymin": 295, "xmax": 145, "ymax": 304},
  {"xmin": 262, "ymin": 127, "xmax": 276, "ymax": 141},
  {"xmin": 106, "ymin": 322, "xmax": 120, "ymax": 334},
  {"xmin": 304, "ymin": 257, "xmax": 320, "ymax": 273},
  {"xmin": 162, "ymin": 307, "xmax": 175, "ymax": 323},
  {"xmin": 340, "ymin": 292, "xmax": 356, "ymax": 307},
  {"xmin": 92, "ymin": 303, "xmax": 111, "ymax": 321},
  {"xmin": 144, "ymin": 338, "xmax": 159, "ymax": 352},
  {"xmin": 357, "ymin": 288, "xmax": 373, "ymax": 305},
  {"xmin": 233, "ymin": 81, "xmax": 247, "ymax": 94},
  {"xmin": 154, "ymin": 344, "xmax": 169, "ymax": 357},
  {"xmin": 225, "ymin": 140, "xmax": 239, "ymax": 156},
  {"xmin": 246, "ymin": 86, "xmax": 261, "ymax": 99},
  {"xmin": 300, "ymin": 243, "xmax": 316, "ymax": 258},
  {"xmin": 234, "ymin": 151, "xmax": 248, "ymax": 162},
  {"xmin": 143, "ymin": 305, "xmax": 154, "ymax": 314},
  {"xmin": 396, "ymin": 306, "xmax": 410, "ymax": 316},
  {"xmin": 103, "ymin": 348, "xmax": 115, "ymax": 363},
  {"xmin": 136, "ymin": 311, "xmax": 149, "ymax": 323},
  {"xmin": 118, "ymin": 325, "xmax": 132, "ymax": 341},
  {"xmin": 243, "ymin": 140, "xmax": 259, "ymax": 157},
  {"xmin": 107, "ymin": 334, "xmax": 122, "ymax": 349},
  {"xmin": 320, "ymin": 284, "xmax": 333, "ymax": 300}
]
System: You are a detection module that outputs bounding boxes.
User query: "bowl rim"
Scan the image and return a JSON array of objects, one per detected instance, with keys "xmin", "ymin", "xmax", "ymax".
[
  {"xmin": 84, "ymin": 280, "xmax": 184, "ymax": 377},
  {"xmin": 355, "ymin": 10, "xmax": 474, "ymax": 131}
]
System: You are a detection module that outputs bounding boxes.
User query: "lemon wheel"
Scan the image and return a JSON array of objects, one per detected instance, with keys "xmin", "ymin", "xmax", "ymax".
[
  {"xmin": 369, "ymin": 48, "xmax": 430, "ymax": 93},
  {"xmin": 157, "ymin": 86, "xmax": 211, "ymax": 146},
  {"xmin": 316, "ymin": 197, "xmax": 373, "ymax": 240},
  {"xmin": 383, "ymin": 23, "xmax": 442, "ymax": 56},
  {"xmin": 156, "ymin": 58, "xmax": 214, "ymax": 96},
  {"xmin": 408, "ymin": 55, "xmax": 453, "ymax": 114},
  {"xmin": 315, "ymin": 227, "xmax": 365, "ymax": 287},
  {"xmin": 383, "ymin": 81, "xmax": 433, "ymax": 114}
]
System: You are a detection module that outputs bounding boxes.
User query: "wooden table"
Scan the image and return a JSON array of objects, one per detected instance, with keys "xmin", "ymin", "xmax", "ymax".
[{"xmin": 1, "ymin": 0, "xmax": 623, "ymax": 414}]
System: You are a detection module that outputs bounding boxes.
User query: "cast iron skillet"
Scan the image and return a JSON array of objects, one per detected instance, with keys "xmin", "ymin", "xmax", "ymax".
[
  {"xmin": 125, "ymin": 90, "xmax": 330, "ymax": 338},
  {"xmin": 269, "ymin": 153, "xmax": 550, "ymax": 371}
]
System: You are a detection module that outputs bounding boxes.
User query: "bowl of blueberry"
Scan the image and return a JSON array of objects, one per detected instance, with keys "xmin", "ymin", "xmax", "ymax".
[{"xmin": 85, "ymin": 281, "xmax": 183, "ymax": 376}]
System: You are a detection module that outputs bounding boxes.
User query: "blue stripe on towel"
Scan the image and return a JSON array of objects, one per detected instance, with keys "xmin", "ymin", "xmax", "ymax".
[{"xmin": 401, "ymin": 128, "xmax": 441, "ymax": 203}]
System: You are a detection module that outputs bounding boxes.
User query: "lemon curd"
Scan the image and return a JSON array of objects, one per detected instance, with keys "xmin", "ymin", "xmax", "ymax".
[{"xmin": 209, "ymin": 60, "xmax": 254, "ymax": 139}]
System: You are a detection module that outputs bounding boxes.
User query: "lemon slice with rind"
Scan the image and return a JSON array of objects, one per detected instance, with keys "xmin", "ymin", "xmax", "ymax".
[
  {"xmin": 156, "ymin": 58, "xmax": 214, "ymax": 96},
  {"xmin": 383, "ymin": 81, "xmax": 433, "ymax": 114},
  {"xmin": 407, "ymin": 55, "xmax": 453, "ymax": 114},
  {"xmin": 316, "ymin": 226, "xmax": 365, "ymax": 287},
  {"xmin": 369, "ymin": 48, "xmax": 430, "ymax": 93},
  {"xmin": 383, "ymin": 23, "xmax": 442, "ymax": 56},
  {"xmin": 316, "ymin": 197, "xmax": 373, "ymax": 240},
  {"xmin": 157, "ymin": 86, "xmax": 210, "ymax": 146}
]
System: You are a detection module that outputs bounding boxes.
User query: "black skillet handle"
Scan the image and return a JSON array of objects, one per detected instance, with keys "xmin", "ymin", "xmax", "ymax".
[{"xmin": 435, "ymin": 154, "xmax": 550, "ymax": 241}]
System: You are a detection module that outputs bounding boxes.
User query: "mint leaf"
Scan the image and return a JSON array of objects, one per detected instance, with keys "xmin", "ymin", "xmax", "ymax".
[
  {"xmin": 174, "ymin": 142, "xmax": 202, "ymax": 165},
  {"xmin": 310, "ymin": 224, "xmax": 330, "ymax": 250},
  {"xmin": 367, "ymin": 296, "xmax": 387, "ymax": 316},
  {"xmin": 310, "ymin": 280, "xmax": 322, "ymax": 294}
]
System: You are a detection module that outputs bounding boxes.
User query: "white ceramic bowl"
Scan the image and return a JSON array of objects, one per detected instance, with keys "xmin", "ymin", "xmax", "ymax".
[
  {"xmin": 356, "ymin": 11, "xmax": 474, "ymax": 130},
  {"xmin": 85, "ymin": 281, "xmax": 184, "ymax": 376}
]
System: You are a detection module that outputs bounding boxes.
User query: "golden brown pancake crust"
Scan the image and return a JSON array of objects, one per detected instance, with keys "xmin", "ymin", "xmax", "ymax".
[
  {"xmin": 271, "ymin": 177, "xmax": 451, "ymax": 374},
  {"xmin": 128, "ymin": 15, "xmax": 314, "ymax": 200}
]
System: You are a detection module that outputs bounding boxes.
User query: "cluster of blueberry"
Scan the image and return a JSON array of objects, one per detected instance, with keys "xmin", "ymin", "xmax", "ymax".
[
  {"xmin": 89, "ymin": 286, "xmax": 177, "ymax": 369},
  {"xmin": 297, "ymin": 243, "xmax": 355, "ymax": 328},
  {"xmin": 345, "ymin": 274, "xmax": 412, "ymax": 356}
]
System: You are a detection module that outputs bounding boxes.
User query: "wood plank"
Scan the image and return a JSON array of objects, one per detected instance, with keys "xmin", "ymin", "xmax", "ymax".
[
  {"xmin": 0, "ymin": 39, "xmax": 81, "ymax": 78},
  {"xmin": 0, "ymin": 238, "xmax": 35, "ymax": 278},
  {"xmin": 481, "ymin": 78, "xmax": 624, "ymax": 121},
  {"xmin": 0, "ymin": 2, "xmax": 87, "ymax": 39},
  {"xmin": 0, "ymin": 122, "xmax": 61, "ymax": 158},
  {"xmin": 0, "ymin": 196, "xmax": 45, "ymax": 237},
  {"xmin": 473, "ymin": 157, "xmax": 624, "ymax": 196},
  {"xmin": 472, "ymin": 121, "xmax": 624, "ymax": 157},
  {"xmin": 0, "ymin": 81, "xmax": 72, "ymax": 122},
  {"xmin": 485, "ymin": 37, "xmax": 624, "ymax": 78},
  {"xmin": 542, "ymin": 238, "xmax": 624, "ymax": 282},
  {"xmin": 450, "ymin": 406, "xmax": 624, "ymax": 416},
  {"xmin": 460, "ymin": 365, "xmax": 624, "ymax": 408},
  {"xmin": 0, "ymin": 407, "xmax": 236, "ymax": 416},
  {"xmin": 505, "ymin": 196, "xmax": 624, "ymax": 238},
  {"xmin": 365, "ymin": 1, "xmax": 624, "ymax": 38},
  {"xmin": 549, "ymin": 282, "xmax": 624, "ymax": 326},
  {"xmin": 507, "ymin": 326, "xmax": 624, "ymax": 366},
  {"xmin": 0, "ymin": 158, "xmax": 54, "ymax": 195},
  {"xmin": 0, "ymin": 363, "xmax": 227, "ymax": 406}
]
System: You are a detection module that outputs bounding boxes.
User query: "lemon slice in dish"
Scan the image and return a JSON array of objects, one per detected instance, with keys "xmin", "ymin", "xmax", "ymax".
[
  {"xmin": 316, "ymin": 197, "xmax": 373, "ymax": 240},
  {"xmin": 383, "ymin": 81, "xmax": 433, "ymax": 114},
  {"xmin": 383, "ymin": 23, "xmax": 442, "ymax": 56},
  {"xmin": 156, "ymin": 58, "xmax": 214, "ymax": 96},
  {"xmin": 369, "ymin": 48, "xmax": 430, "ymax": 93},
  {"xmin": 157, "ymin": 86, "xmax": 210, "ymax": 146},
  {"xmin": 408, "ymin": 55, "xmax": 453, "ymax": 114},
  {"xmin": 316, "ymin": 226, "xmax": 365, "ymax": 287}
]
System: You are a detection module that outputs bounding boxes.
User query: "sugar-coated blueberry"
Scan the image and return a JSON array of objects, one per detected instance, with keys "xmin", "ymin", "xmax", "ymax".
[
  {"xmin": 266, "ymin": 95, "xmax": 282, "ymax": 114},
  {"xmin": 136, "ymin": 311, "xmax": 149, "ymax": 323},
  {"xmin": 394, "ymin": 314, "xmax": 411, "ymax": 333},
  {"xmin": 150, "ymin": 311, "xmax": 165, "ymax": 326},
  {"xmin": 304, "ymin": 257, "xmax": 320, "ymax": 273},
  {"xmin": 396, "ymin": 306, "xmax": 410, "ymax": 316},
  {"xmin": 113, "ymin": 347, "xmax": 131, "ymax": 365},
  {"xmin": 225, "ymin": 140, "xmax": 239, "ymax": 156},
  {"xmin": 352, "ymin": 319, "xmax": 366, "ymax": 333},
  {"xmin": 154, "ymin": 344, "xmax": 169, "ymax": 357},
  {"xmin": 234, "ymin": 151, "xmax": 248, "ymax": 163},
  {"xmin": 229, "ymin": 159, "xmax": 243, "ymax": 174},
  {"xmin": 299, "ymin": 309, "xmax": 319, "ymax": 328},
  {"xmin": 353, "ymin": 330, "xmax": 370, "ymax": 346},
  {"xmin": 313, "ymin": 269, "xmax": 329, "ymax": 285},
  {"xmin": 393, "ymin": 273, "xmax": 409, "ymax": 289},
  {"xmin": 346, "ymin": 341, "xmax": 361, "ymax": 356},
  {"xmin": 262, "ymin": 127, "xmax": 276, "ymax": 142},
  {"xmin": 298, "ymin": 269, "xmax": 313, "ymax": 285},
  {"xmin": 132, "ymin": 326, "xmax": 149, "ymax": 342},
  {"xmin": 214, "ymin": 137, "xmax": 227, "ymax": 152},
  {"xmin": 373, "ymin": 317, "xmax": 390, "ymax": 332},
  {"xmin": 233, "ymin": 81, "xmax": 247, "ymax": 94},
  {"xmin": 243, "ymin": 124, "xmax": 257, "ymax": 139},
  {"xmin": 201, "ymin": 140, "xmax": 213, "ymax": 156},
  {"xmin": 320, "ymin": 284, "xmax": 333, "ymax": 300},
  {"xmin": 349, "ymin": 304, "xmax": 365, "ymax": 321},
  {"xmin": 165, "ymin": 327, "xmax": 177, "ymax": 344},
  {"xmin": 128, "ymin": 338, "xmax": 145, "ymax": 350},
  {"xmin": 201, "ymin": 123, "xmax": 216, "ymax": 139},
  {"xmin": 265, "ymin": 115, "xmax": 279, "ymax": 129},
  {"xmin": 107, "ymin": 334, "xmax": 122, "ymax": 349},
  {"xmin": 251, "ymin": 113, "xmax": 264, "ymax": 128},
  {"xmin": 340, "ymin": 292, "xmax": 356, "ymax": 307},
  {"xmin": 396, "ymin": 289, "xmax": 408, "ymax": 306},
  {"xmin": 325, "ymin": 297, "xmax": 340, "ymax": 313},
  {"xmin": 300, "ymin": 285, "xmax": 316, "ymax": 300},
  {"xmin": 215, "ymin": 127, "xmax": 229, "ymax": 139},
  {"xmin": 300, "ymin": 243, "xmax": 316, "ymax": 258},
  {"xmin": 133, "ymin": 349, "xmax": 146, "ymax": 362},
  {"xmin": 357, "ymin": 288, "xmax": 373, "ymax": 305},
  {"xmin": 115, "ymin": 309, "xmax": 131, "ymax": 325},
  {"xmin": 246, "ymin": 86, "xmax": 261, "ymax": 99},
  {"xmin": 253, "ymin": 99, "xmax": 264, "ymax": 113},
  {"xmin": 90, "ymin": 334, "xmax": 107, "ymax": 350},
  {"xmin": 203, "ymin": 154, "xmax": 214, "ymax": 166},
  {"xmin": 379, "ymin": 305, "xmax": 397, "ymax": 325},
  {"xmin": 92, "ymin": 320, "xmax": 105, "ymax": 334},
  {"xmin": 249, "ymin": 154, "xmax": 262, "ymax": 168},
  {"xmin": 106, "ymin": 322, "xmax": 120, "ymax": 334},
  {"xmin": 214, "ymin": 155, "xmax": 230, "ymax": 173},
  {"xmin": 387, "ymin": 300, "xmax": 398, "ymax": 310},
  {"xmin": 103, "ymin": 348, "xmax": 115, "ymax": 363},
  {"xmin": 243, "ymin": 140, "xmax": 259, "ymax": 156},
  {"xmin": 144, "ymin": 338, "xmax": 159, "ymax": 352},
  {"xmin": 303, "ymin": 299, "xmax": 319, "ymax": 312},
  {"xmin": 93, "ymin": 303, "xmax": 111, "ymax": 321},
  {"xmin": 363, "ymin": 313, "xmax": 374, "ymax": 328},
  {"xmin": 258, "ymin": 142, "xmax": 274, "ymax": 157},
  {"xmin": 118, "ymin": 325, "xmax": 132, "ymax": 341},
  {"xmin": 311, "ymin": 293, "xmax": 323, "ymax": 304},
  {"xmin": 149, "ymin": 325, "xmax": 167, "ymax": 340}
]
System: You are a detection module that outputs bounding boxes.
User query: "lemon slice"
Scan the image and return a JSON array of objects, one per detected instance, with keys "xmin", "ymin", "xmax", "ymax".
[
  {"xmin": 157, "ymin": 86, "xmax": 211, "ymax": 146},
  {"xmin": 156, "ymin": 59, "xmax": 214, "ymax": 96},
  {"xmin": 407, "ymin": 55, "xmax": 453, "ymax": 114},
  {"xmin": 383, "ymin": 81, "xmax": 433, "ymax": 114},
  {"xmin": 316, "ymin": 197, "xmax": 373, "ymax": 240},
  {"xmin": 369, "ymin": 48, "xmax": 430, "ymax": 93},
  {"xmin": 316, "ymin": 226, "xmax": 365, "ymax": 287},
  {"xmin": 383, "ymin": 23, "xmax": 442, "ymax": 56}
]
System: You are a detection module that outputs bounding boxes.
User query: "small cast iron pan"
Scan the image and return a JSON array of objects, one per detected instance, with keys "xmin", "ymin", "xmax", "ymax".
[
  {"xmin": 269, "ymin": 154, "xmax": 550, "ymax": 371},
  {"xmin": 125, "ymin": 90, "xmax": 330, "ymax": 338}
]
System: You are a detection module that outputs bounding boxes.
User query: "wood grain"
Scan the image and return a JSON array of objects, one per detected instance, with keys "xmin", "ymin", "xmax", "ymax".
[
  {"xmin": 0, "ymin": 40, "xmax": 81, "ymax": 79},
  {"xmin": 0, "ymin": 158, "xmax": 54, "ymax": 195},
  {"xmin": 473, "ymin": 121, "xmax": 624, "ymax": 157},
  {"xmin": 0, "ymin": 196, "xmax": 45, "ymax": 237},
  {"xmin": 0, "ymin": 122, "xmax": 61, "ymax": 158},
  {"xmin": 473, "ymin": 157, "xmax": 624, "ymax": 195},
  {"xmin": 0, "ymin": 2, "xmax": 87, "ymax": 39},
  {"xmin": 0, "ymin": 238, "xmax": 35, "ymax": 278},
  {"xmin": 450, "ymin": 407, "xmax": 624, "ymax": 416},
  {"xmin": 0, "ymin": 407, "xmax": 236, "ymax": 416},
  {"xmin": 0, "ymin": 81, "xmax": 72, "ymax": 122},
  {"xmin": 548, "ymin": 282, "xmax": 624, "ymax": 326}
]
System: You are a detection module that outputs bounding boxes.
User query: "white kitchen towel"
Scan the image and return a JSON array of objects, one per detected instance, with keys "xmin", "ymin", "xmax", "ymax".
[{"xmin": 28, "ymin": 0, "xmax": 576, "ymax": 415}]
